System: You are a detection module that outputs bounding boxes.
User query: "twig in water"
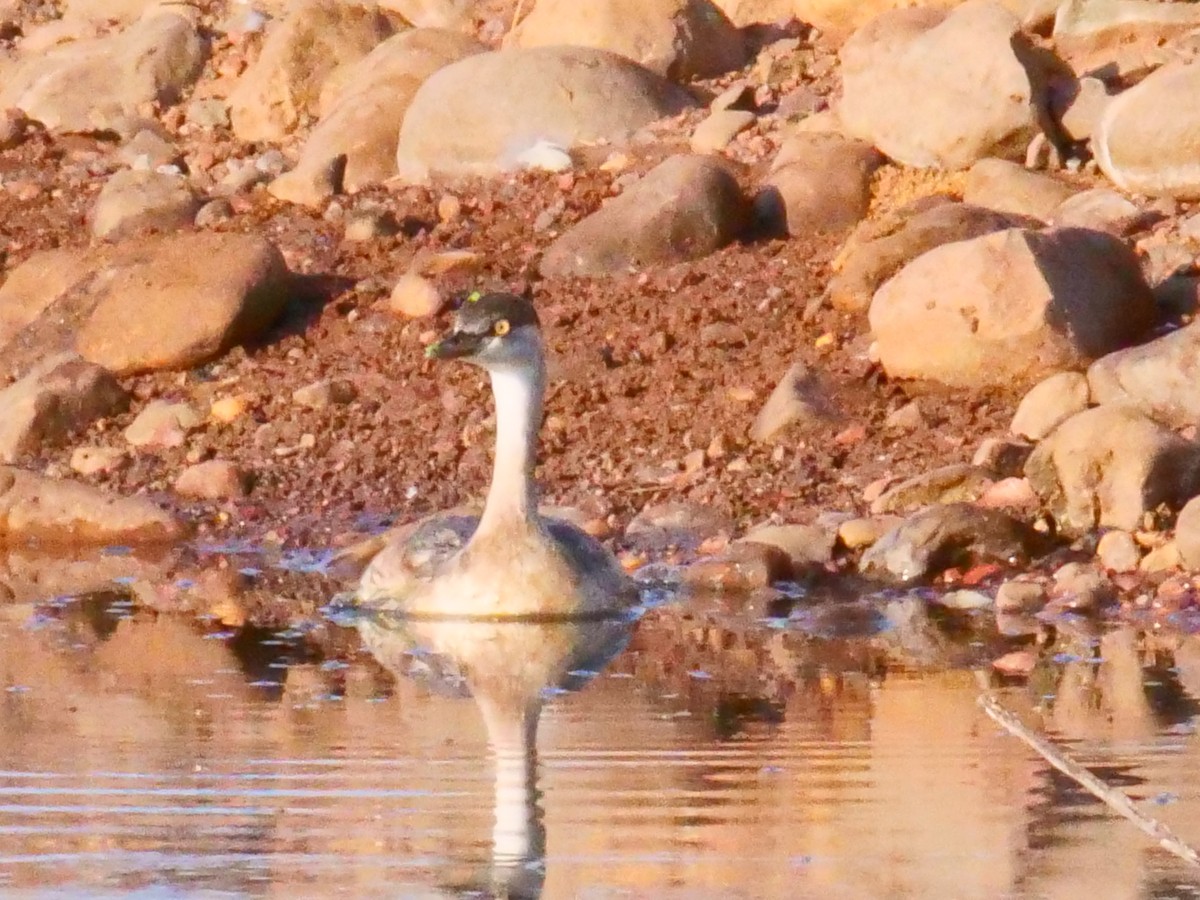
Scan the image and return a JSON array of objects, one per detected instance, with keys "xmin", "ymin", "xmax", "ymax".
[{"xmin": 977, "ymin": 692, "xmax": 1200, "ymax": 869}]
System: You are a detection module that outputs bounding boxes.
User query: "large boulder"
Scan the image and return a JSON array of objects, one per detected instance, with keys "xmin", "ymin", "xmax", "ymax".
[
  {"xmin": 754, "ymin": 132, "xmax": 883, "ymax": 236},
  {"xmin": 838, "ymin": 1, "xmax": 1064, "ymax": 169},
  {"xmin": 395, "ymin": 47, "xmax": 696, "ymax": 182},
  {"xmin": 1094, "ymin": 62, "xmax": 1200, "ymax": 200},
  {"xmin": 228, "ymin": 0, "xmax": 393, "ymax": 143},
  {"xmin": 0, "ymin": 12, "xmax": 205, "ymax": 132},
  {"xmin": 1087, "ymin": 322, "xmax": 1200, "ymax": 428},
  {"xmin": 508, "ymin": 0, "xmax": 745, "ymax": 81},
  {"xmin": 540, "ymin": 154, "xmax": 747, "ymax": 277},
  {"xmin": 0, "ymin": 466, "xmax": 184, "ymax": 546},
  {"xmin": 1, "ymin": 233, "xmax": 290, "ymax": 377},
  {"xmin": 285, "ymin": 29, "xmax": 484, "ymax": 195},
  {"xmin": 868, "ymin": 227, "xmax": 1156, "ymax": 389},
  {"xmin": 829, "ymin": 198, "xmax": 1038, "ymax": 312},
  {"xmin": 1026, "ymin": 404, "xmax": 1200, "ymax": 535}
]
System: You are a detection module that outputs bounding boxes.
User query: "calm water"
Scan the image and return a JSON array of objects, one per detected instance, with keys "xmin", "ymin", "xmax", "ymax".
[{"xmin": 2, "ymin": 576, "xmax": 1200, "ymax": 898}]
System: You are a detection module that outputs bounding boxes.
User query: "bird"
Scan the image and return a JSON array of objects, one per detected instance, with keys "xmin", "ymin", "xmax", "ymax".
[{"xmin": 353, "ymin": 291, "xmax": 638, "ymax": 619}]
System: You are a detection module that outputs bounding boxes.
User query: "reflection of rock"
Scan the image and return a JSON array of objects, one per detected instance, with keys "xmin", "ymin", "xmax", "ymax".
[
  {"xmin": 354, "ymin": 610, "xmax": 634, "ymax": 898},
  {"xmin": 0, "ymin": 545, "xmax": 177, "ymax": 606}
]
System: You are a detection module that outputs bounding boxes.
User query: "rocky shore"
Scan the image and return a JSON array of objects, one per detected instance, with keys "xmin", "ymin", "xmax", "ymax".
[{"xmin": 4, "ymin": 0, "xmax": 1200, "ymax": 655}]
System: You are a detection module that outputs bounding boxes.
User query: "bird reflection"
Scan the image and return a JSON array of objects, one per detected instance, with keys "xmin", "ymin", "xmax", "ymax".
[{"xmin": 352, "ymin": 607, "xmax": 638, "ymax": 899}]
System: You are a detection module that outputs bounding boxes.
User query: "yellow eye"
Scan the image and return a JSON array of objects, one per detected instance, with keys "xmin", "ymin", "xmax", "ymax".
[
  {"xmin": 494, "ymin": 319, "xmax": 511, "ymax": 336},
  {"xmin": 467, "ymin": 291, "xmax": 482, "ymax": 303}
]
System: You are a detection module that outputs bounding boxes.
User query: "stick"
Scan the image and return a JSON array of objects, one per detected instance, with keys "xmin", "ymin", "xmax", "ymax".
[
  {"xmin": 510, "ymin": 0, "xmax": 527, "ymax": 35},
  {"xmin": 977, "ymin": 692, "xmax": 1200, "ymax": 868}
]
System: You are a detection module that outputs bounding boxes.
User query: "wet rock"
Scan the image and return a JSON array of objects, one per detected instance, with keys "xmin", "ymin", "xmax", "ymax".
[
  {"xmin": 750, "ymin": 360, "xmax": 842, "ymax": 442},
  {"xmin": 740, "ymin": 522, "xmax": 835, "ymax": 568},
  {"xmin": 1010, "ymin": 371, "xmax": 1090, "ymax": 441},
  {"xmin": 838, "ymin": 2, "xmax": 1063, "ymax": 169},
  {"xmin": 174, "ymin": 460, "xmax": 249, "ymax": 500},
  {"xmin": 1096, "ymin": 529, "xmax": 1141, "ymax": 573},
  {"xmin": 690, "ymin": 110, "xmax": 755, "ymax": 154},
  {"xmin": 963, "ymin": 158, "xmax": 1076, "ymax": 221},
  {"xmin": 828, "ymin": 199, "xmax": 1038, "ymax": 313},
  {"xmin": 754, "ymin": 133, "xmax": 883, "ymax": 237},
  {"xmin": 1095, "ymin": 60, "xmax": 1200, "ymax": 199},
  {"xmin": 509, "ymin": 0, "xmax": 745, "ymax": 81},
  {"xmin": 869, "ymin": 227, "xmax": 1156, "ymax": 389},
  {"xmin": 869, "ymin": 464, "xmax": 995, "ymax": 515},
  {"xmin": 973, "ymin": 437, "xmax": 1034, "ymax": 477},
  {"xmin": 992, "ymin": 649, "xmax": 1037, "ymax": 677},
  {"xmin": 124, "ymin": 400, "xmax": 203, "ymax": 450},
  {"xmin": 860, "ymin": 502, "xmax": 1048, "ymax": 583},
  {"xmin": 70, "ymin": 233, "xmax": 289, "ymax": 376},
  {"xmin": 1049, "ymin": 561, "xmax": 1116, "ymax": 612},
  {"xmin": 837, "ymin": 515, "xmax": 899, "ymax": 550},
  {"xmin": 1176, "ymin": 495, "xmax": 1200, "ymax": 571},
  {"xmin": 995, "ymin": 579, "xmax": 1047, "ymax": 613},
  {"xmin": 681, "ymin": 541, "xmax": 791, "ymax": 593},
  {"xmin": 0, "ymin": 12, "xmax": 205, "ymax": 132},
  {"xmin": 1025, "ymin": 404, "xmax": 1200, "ymax": 536},
  {"xmin": 290, "ymin": 29, "xmax": 484, "ymax": 195},
  {"xmin": 70, "ymin": 445, "xmax": 128, "ymax": 476},
  {"xmin": 0, "ymin": 354, "xmax": 127, "ymax": 463},
  {"xmin": 936, "ymin": 589, "xmax": 993, "ymax": 611},
  {"xmin": 626, "ymin": 501, "xmax": 733, "ymax": 550},
  {"xmin": 1087, "ymin": 322, "xmax": 1200, "ymax": 429},
  {"xmin": 0, "ymin": 466, "xmax": 183, "ymax": 546},
  {"xmin": 395, "ymin": 46, "xmax": 695, "ymax": 182},
  {"xmin": 228, "ymin": 0, "xmax": 392, "ymax": 143},
  {"xmin": 539, "ymin": 154, "xmax": 747, "ymax": 277},
  {"xmin": 91, "ymin": 169, "xmax": 200, "ymax": 241}
]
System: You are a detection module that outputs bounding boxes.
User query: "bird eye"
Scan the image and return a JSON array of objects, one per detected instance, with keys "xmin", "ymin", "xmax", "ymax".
[{"xmin": 494, "ymin": 319, "xmax": 510, "ymax": 336}]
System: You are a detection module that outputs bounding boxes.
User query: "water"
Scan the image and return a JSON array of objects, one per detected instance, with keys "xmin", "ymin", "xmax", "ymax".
[{"xmin": 2, "ymin": 584, "xmax": 1200, "ymax": 898}]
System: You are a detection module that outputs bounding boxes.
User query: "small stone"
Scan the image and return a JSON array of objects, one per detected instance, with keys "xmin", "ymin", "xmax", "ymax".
[
  {"xmin": 740, "ymin": 522, "xmax": 835, "ymax": 568},
  {"xmin": 1097, "ymin": 529, "xmax": 1141, "ymax": 573},
  {"xmin": 681, "ymin": 542, "xmax": 792, "ymax": 593},
  {"xmin": 210, "ymin": 395, "xmax": 251, "ymax": 423},
  {"xmin": 973, "ymin": 437, "xmax": 1034, "ymax": 477},
  {"xmin": 690, "ymin": 109, "xmax": 755, "ymax": 154},
  {"xmin": 437, "ymin": 193, "xmax": 462, "ymax": 222},
  {"xmin": 1141, "ymin": 541, "xmax": 1182, "ymax": 573},
  {"xmin": 870, "ymin": 464, "xmax": 995, "ymax": 515},
  {"xmin": 1049, "ymin": 561, "xmax": 1116, "ymax": 612},
  {"xmin": 267, "ymin": 155, "xmax": 343, "ymax": 208},
  {"xmin": 344, "ymin": 210, "xmax": 397, "ymax": 241},
  {"xmin": 992, "ymin": 649, "xmax": 1037, "ymax": 678},
  {"xmin": 69, "ymin": 446, "xmax": 128, "ymax": 477},
  {"xmin": 194, "ymin": 198, "xmax": 234, "ymax": 228},
  {"xmin": 995, "ymin": 579, "xmax": 1048, "ymax": 613},
  {"xmin": 837, "ymin": 516, "xmax": 898, "ymax": 550},
  {"xmin": 1010, "ymin": 371, "xmax": 1090, "ymax": 440},
  {"xmin": 1177, "ymin": 495, "xmax": 1200, "ymax": 571},
  {"xmin": 936, "ymin": 589, "xmax": 993, "ymax": 610},
  {"xmin": 124, "ymin": 400, "xmax": 203, "ymax": 449},
  {"xmin": 977, "ymin": 477, "xmax": 1039, "ymax": 511},
  {"xmin": 174, "ymin": 460, "xmax": 248, "ymax": 500},
  {"xmin": 185, "ymin": 98, "xmax": 230, "ymax": 129},
  {"xmin": 117, "ymin": 129, "xmax": 182, "ymax": 170},
  {"xmin": 91, "ymin": 169, "xmax": 200, "ymax": 241},
  {"xmin": 884, "ymin": 400, "xmax": 925, "ymax": 432},
  {"xmin": 292, "ymin": 379, "xmax": 357, "ymax": 409},
  {"xmin": 0, "ymin": 108, "xmax": 29, "ymax": 149},
  {"xmin": 700, "ymin": 322, "xmax": 747, "ymax": 347},
  {"xmin": 388, "ymin": 273, "xmax": 442, "ymax": 318},
  {"xmin": 711, "ymin": 81, "xmax": 754, "ymax": 112},
  {"xmin": 750, "ymin": 360, "xmax": 842, "ymax": 442}
]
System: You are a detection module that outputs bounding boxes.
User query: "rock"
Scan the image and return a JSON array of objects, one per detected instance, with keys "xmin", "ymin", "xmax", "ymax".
[
  {"xmin": 1052, "ymin": 188, "xmax": 1146, "ymax": 235},
  {"xmin": 740, "ymin": 522, "xmax": 835, "ymax": 568},
  {"xmin": 870, "ymin": 464, "xmax": 996, "ymax": 515},
  {"xmin": 963, "ymin": 158, "xmax": 1077, "ymax": 221},
  {"xmin": 1097, "ymin": 528, "xmax": 1141, "ymax": 573},
  {"xmin": 884, "ymin": 400, "xmax": 925, "ymax": 432},
  {"xmin": 1056, "ymin": 3, "xmax": 1200, "ymax": 83},
  {"xmin": 828, "ymin": 199, "xmax": 1038, "ymax": 313},
  {"xmin": 62, "ymin": 234, "xmax": 287, "ymax": 376},
  {"xmin": 711, "ymin": 82, "xmax": 754, "ymax": 112},
  {"xmin": 860, "ymin": 502, "xmax": 1049, "ymax": 583},
  {"xmin": 1087, "ymin": 321, "xmax": 1200, "ymax": 428},
  {"xmin": 1140, "ymin": 540, "xmax": 1181, "ymax": 573},
  {"xmin": 869, "ymin": 227, "xmax": 1156, "ymax": 389},
  {"xmin": 268, "ymin": 157, "xmax": 343, "ymax": 208},
  {"xmin": 0, "ymin": 466, "xmax": 183, "ymax": 546},
  {"xmin": 0, "ymin": 12, "xmax": 205, "ymax": 133},
  {"xmin": 228, "ymin": 0, "xmax": 392, "ymax": 143},
  {"xmin": 292, "ymin": 379, "xmax": 357, "ymax": 409},
  {"xmin": 70, "ymin": 446, "xmax": 128, "ymax": 476},
  {"xmin": 209, "ymin": 395, "xmax": 252, "ymax": 424},
  {"xmin": 690, "ymin": 109, "xmax": 755, "ymax": 154},
  {"xmin": 1057, "ymin": 75, "xmax": 1110, "ymax": 143},
  {"xmin": 626, "ymin": 501, "xmax": 733, "ymax": 550},
  {"xmin": 61, "ymin": 0, "xmax": 172, "ymax": 24},
  {"xmin": 977, "ymin": 476, "xmax": 1039, "ymax": 511},
  {"xmin": 1094, "ymin": 61, "xmax": 1200, "ymax": 199},
  {"xmin": 0, "ymin": 354, "xmax": 128, "ymax": 463},
  {"xmin": 1010, "ymin": 371, "xmax": 1090, "ymax": 440},
  {"xmin": 750, "ymin": 360, "xmax": 842, "ymax": 442},
  {"xmin": 291, "ymin": 29, "xmax": 484, "ymax": 194},
  {"xmin": 937, "ymin": 589, "xmax": 993, "ymax": 610},
  {"xmin": 509, "ymin": 0, "xmax": 744, "ymax": 81},
  {"xmin": 838, "ymin": 2, "xmax": 1065, "ymax": 169},
  {"xmin": 174, "ymin": 460, "xmax": 249, "ymax": 500},
  {"xmin": 682, "ymin": 541, "xmax": 791, "ymax": 592},
  {"xmin": 995, "ymin": 579, "xmax": 1047, "ymax": 613},
  {"xmin": 395, "ymin": 47, "xmax": 695, "ymax": 182},
  {"xmin": 837, "ymin": 515, "xmax": 899, "ymax": 550},
  {"xmin": 343, "ymin": 209, "xmax": 397, "ymax": 241},
  {"xmin": 90, "ymin": 169, "xmax": 200, "ymax": 241},
  {"xmin": 539, "ymin": 154, "xmax": 747, "ymax": 277},
  {"xmin": 973, "ymin": 437, "xmax": 1034, "ymax": 477},
  {"xmin": 754, "ymin": 133, "xmax": 883, "ymax": 237},
  {"xmin": 117, "ymin": 129, "xmax": 182, "ymax": 170},
  {"xmin": 1025, "ymin": 404, "xmax": 1200, "ymax": 536},
  {"xmin": 1175, "ymin": 496, "xmax": 1200, "ymax": 571},
  {"xmin": 123, "ymin": 400, "xmax": 203, "ymax": 449},
  {"xmin": 992, "ymin": 649, "xmax": 1037, "ymax": 677},
  {"xmin": 378, "ymin": 0, "xmax": 470, "ymax": 28},
  {"xmin": 1049, "ymin": 561, "xmax": 1116, "ymax": 612}
]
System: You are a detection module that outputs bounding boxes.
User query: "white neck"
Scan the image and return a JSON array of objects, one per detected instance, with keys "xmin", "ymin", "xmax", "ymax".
[{"xmin": 476, "ymin": 355, "xmax": 545, "ymax": 535}]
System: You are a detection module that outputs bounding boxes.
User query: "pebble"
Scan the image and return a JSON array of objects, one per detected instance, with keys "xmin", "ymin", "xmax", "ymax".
[
  {"xmin": 837, "ymin": 516, "xmax": 898, "ymax": 550},
  {"xmin": 936, "ymin": 589, "xmax": 993, "ymax": 610},
  {"xmin": 680, "ymin": 542, "xmax": 792, "ymax": 593},
  {"xmin": 124, "ymin": 401, "xmax": 203, "ymax": 449},
  {"xmin": 1140, "ymin": 541, "xmax": 1182, "ymax": 573},
  {"xmin": 994, "ymin": 580, "xmax": 1047, "ymax": 613},
  {"xmin": 174, "ymin": 460, "xmax": 249, "ymax": 500},
  {"xmin": 292, "ymin": 379, "xmax": 357, "ymax": 409},
  {"xmin": 1096, "ymin": 529, "xmax": 1141, "ymax": 573},
  {"xmin": 1049, "ymin": 562, "xmax": 1116, "ymax": 612},
  {"xmin": 388, "ymin": 273, "xmax": 442, "ymax": 318},
  {"xmin": 344, "ymin": 210, "xmax": 397, "ymax": 242},
  {"xmin": 69, "ymin": 446, "xmax": 128, "ymax": 477},
  {"xmin": 210, "ymin": 395, "xmax": 252, "ymax": 423}
]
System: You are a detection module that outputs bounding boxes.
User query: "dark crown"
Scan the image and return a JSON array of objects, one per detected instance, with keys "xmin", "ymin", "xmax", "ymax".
[{"xmin": 454, "ymin": 292, "xmax": 541, "ymax": 335}]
